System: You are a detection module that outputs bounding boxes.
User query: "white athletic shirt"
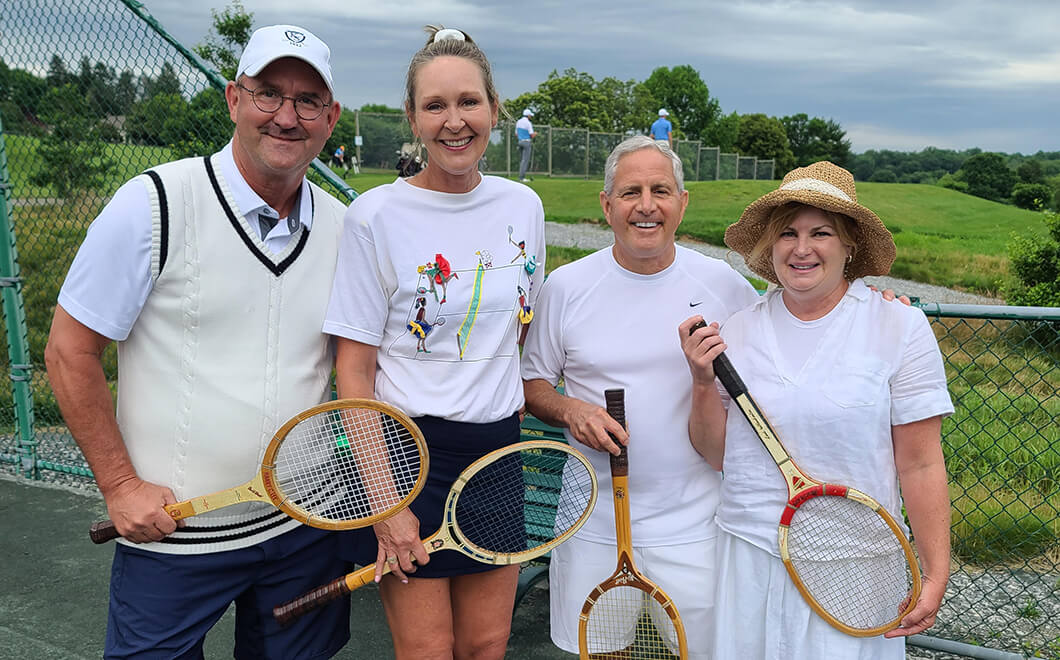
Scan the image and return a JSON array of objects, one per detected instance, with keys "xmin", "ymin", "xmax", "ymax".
[
  {"xmin": 714, "ymin": 280, "xmax": 954, "ymax": 555},
  {"xmin": 324, "ymin": 175, "xmax": 545, "ymax": 423},
  {"xmin": 58, "ymin": 142, "xmax": 314, "ymax": 340},
  {"xmin": 521, "ymin": 246, "xmax": 759, "ymax": 545}
]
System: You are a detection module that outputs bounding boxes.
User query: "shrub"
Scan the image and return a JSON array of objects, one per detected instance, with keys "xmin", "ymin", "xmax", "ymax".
[
  {"xmin": 868, "ymin": 168, "xmax": 897, "ymax": 183},
  {"xmin": 1012, "ymin": 183, "xmax": 1052, "ymax": 211},
  {"xmin": 1003, "ymin": 211, "xmax": 1060, "ymax": 306}
]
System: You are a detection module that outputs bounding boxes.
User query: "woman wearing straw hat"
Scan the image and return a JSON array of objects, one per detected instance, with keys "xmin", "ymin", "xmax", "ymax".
[{"xmin": 680, "ymin": 161, "xmax": 952, "ymax": 658}]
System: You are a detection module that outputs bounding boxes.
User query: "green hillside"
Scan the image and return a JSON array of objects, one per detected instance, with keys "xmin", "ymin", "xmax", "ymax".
[{"xmin": 337, "ymin": 172, "xmax": 1044, "ymax": 296}]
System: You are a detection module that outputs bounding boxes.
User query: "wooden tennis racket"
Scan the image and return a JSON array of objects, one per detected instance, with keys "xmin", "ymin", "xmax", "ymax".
[
  {"xmin": 578, "ymin": 388, "xmax": 688, "ymax": 659},
  {"xmin": 273, "ymin": 439, "xmax": 598, "ymax": 626},
  {"xmin": 694, "ymin": 318, "xmax": 922, "ymax": 636},
  {"xmin": 89, "ymin": 399, "xmax": 429, "ymax": 543}
]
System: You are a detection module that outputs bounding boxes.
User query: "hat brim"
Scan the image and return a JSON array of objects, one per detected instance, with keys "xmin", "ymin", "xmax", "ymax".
[{"xmin": 724, "ymin": 188, "xmax": 896, "ymax": 285}]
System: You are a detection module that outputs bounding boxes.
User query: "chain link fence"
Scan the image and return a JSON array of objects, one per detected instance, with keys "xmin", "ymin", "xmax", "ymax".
[
  {"xmin": 481, "ymin": 123, "xmax": 774, "ymax": 181},
  {"xmin": 2, "ymin": 1, "xmax": 1058, "ymax": 658}
]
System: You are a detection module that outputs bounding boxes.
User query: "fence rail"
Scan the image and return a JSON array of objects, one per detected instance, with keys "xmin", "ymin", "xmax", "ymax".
[{"xmin": 1, "ymin": 1, "xmax": 1057, "ymax": 657}]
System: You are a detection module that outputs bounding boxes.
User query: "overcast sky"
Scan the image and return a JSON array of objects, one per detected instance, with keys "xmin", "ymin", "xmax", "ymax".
[{"xmin": 16, "ymin": 0, "xmax": 1060, "ymax": 154}]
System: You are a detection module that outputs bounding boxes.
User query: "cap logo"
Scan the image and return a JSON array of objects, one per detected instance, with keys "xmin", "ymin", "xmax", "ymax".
[
  {"xmin": 284, "ymin": 30, "xmax": 306, "ymax": 46},
  {"xmin": 778, "ymin": 178, "xmax": 852, "ymax": 202}
]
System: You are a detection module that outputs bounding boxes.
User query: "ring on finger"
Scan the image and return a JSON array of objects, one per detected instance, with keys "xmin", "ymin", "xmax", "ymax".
[{"xmin": 386, "ymin": 555, "xmax": 399, "ymax": 564}]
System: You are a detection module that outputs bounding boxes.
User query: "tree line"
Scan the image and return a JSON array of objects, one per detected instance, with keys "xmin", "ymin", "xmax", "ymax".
[{"xmin": 3, "ymin": 5, "xmax": 1059, "ymax": 212}]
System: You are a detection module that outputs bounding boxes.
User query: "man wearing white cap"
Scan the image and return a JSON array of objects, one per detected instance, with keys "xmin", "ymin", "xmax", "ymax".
[
  {"xmin": 45, "ymin": 24, "xmax": 350, "ymax": 658},
  {"xmin": 651, "ymin": 108, "xmax": 673, "ymax": 147},
  {"xmin": 516, "ymin": 107, "xmax": 538, "ymax": 182}
]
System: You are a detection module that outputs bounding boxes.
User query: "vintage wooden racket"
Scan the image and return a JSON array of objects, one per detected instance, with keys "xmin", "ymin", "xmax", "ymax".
[
  {"xmin": 699, "ymin": 323, "xmax": 922, "ymax": 637},
  {"xmin": 273, "ymin": 439, "xmax": 598, "ymax": 626},
  {"xmin": 89, "ymin": 399, "xmax": 428, "ymax": 543},
  {"xmin": 578, "ymin": 388, "xmax": 688, "ymax": 659}
]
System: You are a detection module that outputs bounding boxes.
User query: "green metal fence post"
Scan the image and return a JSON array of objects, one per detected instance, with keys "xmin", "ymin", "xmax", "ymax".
[{"xmin": 0, "ymin": 113, "xmax": 38, "ymax": 478}]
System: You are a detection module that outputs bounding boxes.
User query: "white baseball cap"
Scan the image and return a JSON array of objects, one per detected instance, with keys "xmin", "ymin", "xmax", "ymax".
[
  {"xmin": 236, "ymin": 25, "xmax": 335, "ymax": 97},
  {"xmin": 658, "ymin": 108, "xmax": 669, "ymax": 116},
  {"xmin": 523, "ymin": 109, "xmax": 534, "ymax": 117}
]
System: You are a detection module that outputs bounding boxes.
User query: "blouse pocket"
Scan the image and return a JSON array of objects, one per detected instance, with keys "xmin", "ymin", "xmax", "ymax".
[{"xmin": 815, "ymin": 358, "xmax": 890, "ymax": 424}]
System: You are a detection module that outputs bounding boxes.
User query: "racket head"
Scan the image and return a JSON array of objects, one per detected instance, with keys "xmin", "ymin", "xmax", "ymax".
[
  {"xmin": 779, "ymin": 486, "xmax": 922, "ymax": 637},
  {"xmin": 261, "ymin": 398, "xmax": 428, "ymax": 530},
  {"xmin": 578, "ymin": 563, "xmax": 689, "ymax": 659},
  {"xmin": 438, "ymin": 439, "xmax": 598, "ymax": 565}
]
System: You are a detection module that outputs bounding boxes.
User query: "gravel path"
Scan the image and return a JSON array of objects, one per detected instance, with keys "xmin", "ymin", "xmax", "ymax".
[{"xmin": 546, "ymin": 221, "xmax": 1004, "ymax": 306}]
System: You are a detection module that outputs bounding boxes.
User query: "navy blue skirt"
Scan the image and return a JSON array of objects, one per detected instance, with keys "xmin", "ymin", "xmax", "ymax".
[{"xmin": 340, "ymin": 412, "xmax": 522, "ymax": 578}]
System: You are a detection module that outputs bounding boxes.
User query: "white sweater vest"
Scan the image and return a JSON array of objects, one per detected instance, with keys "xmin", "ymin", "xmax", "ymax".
[{"xmin": 115, "ymin": 154, "xmax": 344, "ymax": 554}]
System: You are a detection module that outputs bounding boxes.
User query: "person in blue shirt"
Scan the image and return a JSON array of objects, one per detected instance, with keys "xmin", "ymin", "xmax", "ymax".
[
  {"xmin": 516, "ymin": 108, "xmax": 537, "ymax": 182},
  {"xmin": 651, "ymin": 108, "xmax": 673, "ymax": 147}
]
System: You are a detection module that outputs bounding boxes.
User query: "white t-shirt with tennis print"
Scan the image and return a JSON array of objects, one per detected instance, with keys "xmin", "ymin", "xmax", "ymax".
[
  {"xmin": 521, "ymin": 245, "xmax": 759, "ymax": 545},
  {"xmin": 324, "ymin": 175, "xmax": 545, "ymax": 424}
]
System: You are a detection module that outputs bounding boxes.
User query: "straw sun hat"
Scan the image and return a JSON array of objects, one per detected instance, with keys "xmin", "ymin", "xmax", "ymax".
[{"xmin": 724, "ymin": 161, "xmax": 896, "ymax": 285}]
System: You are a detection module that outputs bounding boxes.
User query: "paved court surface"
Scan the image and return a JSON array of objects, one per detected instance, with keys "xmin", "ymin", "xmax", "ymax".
[{"xmin": 0, "ymin": 476, "xmax": 573, "ymax": 660}]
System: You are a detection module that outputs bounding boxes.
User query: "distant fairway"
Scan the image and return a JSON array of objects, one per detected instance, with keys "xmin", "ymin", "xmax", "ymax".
[{"xmin": 337, "ymin": 171, "xmax": 1045, "ymax": 297}]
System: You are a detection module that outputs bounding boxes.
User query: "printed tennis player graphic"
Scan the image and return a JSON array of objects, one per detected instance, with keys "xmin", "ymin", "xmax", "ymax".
[
  {"xmin": 89, "ymin": 399, "xmax": 428, "ymax": 543},
  {"xmin": 579, "ymin": 388, "xmax": 688, "ymax": 659},
  {"xmin": 273, "ymin": 440, "xmax": 598, "ymax": 625},
  {"xmin": 689, "ymin": 320, "xmax": 922, "ymax": 637},
  {"xmin": 394, "ymin": 241, "xmax": 536, "ymax": 361}
]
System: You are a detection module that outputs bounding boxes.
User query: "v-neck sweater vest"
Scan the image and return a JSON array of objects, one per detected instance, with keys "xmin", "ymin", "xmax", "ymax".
[{"xmin": 114, "ymin": 154, "xmax": 345, "ymax": 554}]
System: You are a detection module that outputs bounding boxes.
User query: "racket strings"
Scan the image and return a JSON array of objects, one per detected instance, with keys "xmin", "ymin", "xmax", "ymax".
[
  {"xmin": 455, "ymin": 447, "xmax": 596, "ymax": 556},
  {"xmin": 273, "ymin": 408, "xmax": 422, "ymax": 523},
  {"xmin": 584, "ymin": 585, "xmax": 681, "ymax": 658},
  {"xmin": 786, "ymin": 496, "xmax": 913, "ymax": 630}
]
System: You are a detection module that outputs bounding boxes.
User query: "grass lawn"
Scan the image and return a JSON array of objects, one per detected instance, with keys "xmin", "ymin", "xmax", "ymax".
[{"xmin": 334, "ymin": 171, "xmax": 1046, "ymax": 297}]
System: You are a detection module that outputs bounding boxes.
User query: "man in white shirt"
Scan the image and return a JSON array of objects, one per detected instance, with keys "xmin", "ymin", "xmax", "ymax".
[
  {"xmin": 516, "ymin": 108, "xmax": 537, "ymax": 182},
  {"xmin": 44, "ymin": 25, "xmax": 351, "ymax": 659},
  {"xmin": 521, "ymin": 136, "xmax": 759, "ymax": 658}
]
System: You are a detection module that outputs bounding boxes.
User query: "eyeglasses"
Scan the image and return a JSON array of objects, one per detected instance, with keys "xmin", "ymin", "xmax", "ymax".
[
  {"xmin": 235, "ymin": 83, "xmax": 330, "ymax": 121},
  {"xmin": 432, "ymin": 28, "xmax": 467, "ymax": 43}
]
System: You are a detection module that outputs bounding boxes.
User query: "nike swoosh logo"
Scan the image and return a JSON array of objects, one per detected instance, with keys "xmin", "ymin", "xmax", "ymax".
[{"xmin": 689, "ymin": 301, "xmax": 703, "ymax": 307}]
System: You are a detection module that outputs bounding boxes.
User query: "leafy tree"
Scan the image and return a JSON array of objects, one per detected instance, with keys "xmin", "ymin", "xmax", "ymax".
[
  {"xmin": 595, "ymin": 76, "xmax": 658, "ymax": 134},
  {"xmin": 869, "ymin": 168, "xmax": 898, "ymax": 183},
  {"xmin": 642, "ymin": 65, "xmax": 720, "ymax": 140},
  {"xmin": 1012, "ymin": 183, "xmax": 1052, "ymax": 210},
  {"xmin": 1018, "ymin": 159, "xmax": 1045, "ymax": 184},
  {"xmin": 699, "ymin": 111, "xmax": 738, "ymax": 152},
  {"xmin": 194, "ymin": 1, "xmax": 254, "ymax": 80},
  {"xmin": 1003, "ymin": 211, "xmax": 1060, "ymax": 306},
  {"xmin": 46, "ymin": 54, "xmax": 70, "ymax": 88},
  {"xmin": 0, "ymin": 59, "xmax": 48, "ymax": 132},
  {"xmin": 360, "ymin": 103, "xmax": 402, "ymax": 114},
  {"xmin": 30, "ymin": 83, "xmax": 113, "ymax": 199},
  {"xmin": 958, "ymin": 152, "xmax": 1017, "ymax": 202},
  {"xmin": 781, "ymin": 113, "xmax": 851, "ymax": 167},
  {"xmin": 736, "ymin": 114, "xmax": 795, "ymax": 174},
  {"xmin": 508, "ymin": 69, "xmax": 613, "ymax": 132},
  {"xmin": 125, "ymin": 92, "xmax": 191, "ymax": 145},
  {"xmin": 141, "ymin": 62, "xmax": 182, "ymax": 99},
  {"xmin": 170, "ymin": 89, "xmax": 232, "ymax": 159}
]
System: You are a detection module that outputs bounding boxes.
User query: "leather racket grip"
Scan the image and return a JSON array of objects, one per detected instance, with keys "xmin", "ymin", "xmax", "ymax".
[
  {"xmin": 89, "ymin": 520, "xmax": 120, "ymax": 544},
  {"xmin": 603, "ymin": 388, "xmax": 628, "ymax": 475},
  {"xmin": 712, "ymin": 353, "xmax": 748, "ymax": 399},
  {"xmin": 688, "ymin": 319, "xmax": 748, "ymax": 398},
  {"xmin": 273, "ymin": 575, "xmax": 352, "ymax": 627}
]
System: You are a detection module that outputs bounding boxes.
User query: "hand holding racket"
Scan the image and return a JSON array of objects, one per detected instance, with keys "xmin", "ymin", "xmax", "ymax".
[
  {"xmin": 273, "ymin": 439, "xmax": 598, "ymax": 626},
  {"xmin": 89, "ymin": 399, "xmax": 429, "ymax": 543},
  {"xmin": 579, "ymin": 389, "xmax": 688, "ymax": 659},
  {"xmin": 689, "ymin": 320, "xmax": 922, "ymax": 636}
]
